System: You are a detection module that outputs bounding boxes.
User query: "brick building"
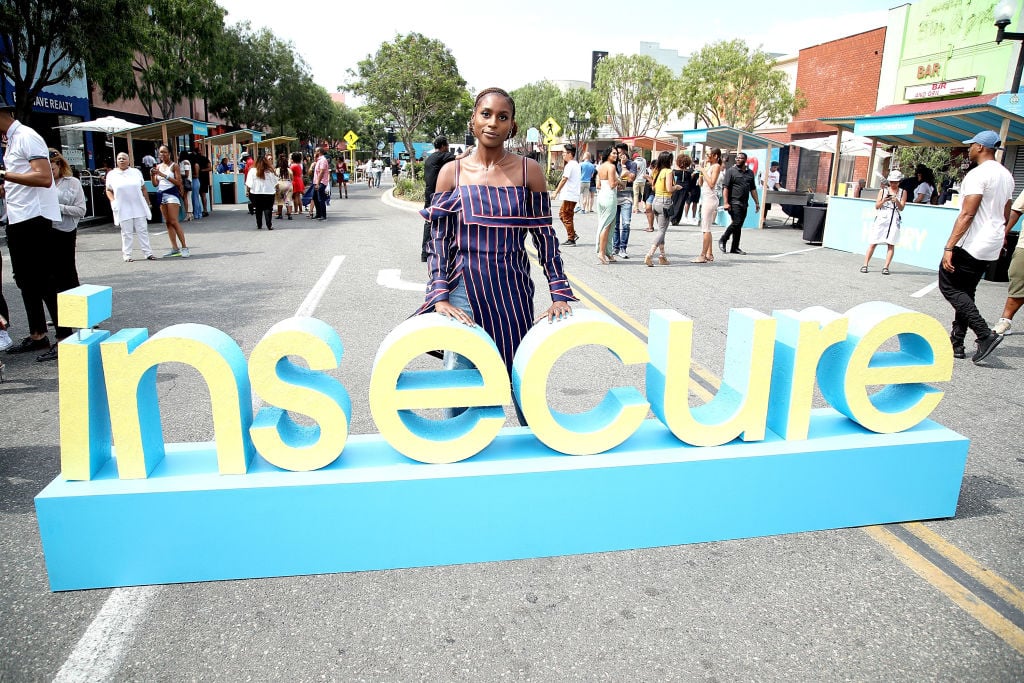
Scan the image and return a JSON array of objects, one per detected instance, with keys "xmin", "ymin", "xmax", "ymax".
[{"xmin": 772, "ymin": 28, "xmax": 887, "ymax": 193}]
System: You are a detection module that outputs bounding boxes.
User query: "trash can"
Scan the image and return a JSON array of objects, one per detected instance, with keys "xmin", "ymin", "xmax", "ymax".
[
  {"xmin": 220, "ymin": 181, "xmax": 236, "ymax": 205},
  {"xmin": 148, "ymin": 192, "xmax": 162, "ymax": 223},
  {"xmin": 802, "ymin": 206, "xmax": 827, "ymax": 243},
  {"xmin": 984, "ymin": 231, "xmax": 1020, "ymax": 282}
]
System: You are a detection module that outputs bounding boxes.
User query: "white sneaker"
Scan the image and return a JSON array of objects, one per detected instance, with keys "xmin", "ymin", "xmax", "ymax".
[
  {"xmin": 620, "ymin": 250, "xmax": 630, "ymax": 259},
  {"xmin": 180, "ymin": 247, "xmax": 190, "ymax": 258},
  {"xmin": 993, "ymin": 318, "xmax": 1012, "ymax": 335},
  {"xmin": 0, "ymin": 329, "xmax": 12, "ymax": 352}
]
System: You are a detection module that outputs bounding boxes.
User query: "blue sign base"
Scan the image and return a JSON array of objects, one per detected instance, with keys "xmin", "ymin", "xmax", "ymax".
[{"xmin": 35, "ymin": 409, "xmax": 968, "ymax": 591}]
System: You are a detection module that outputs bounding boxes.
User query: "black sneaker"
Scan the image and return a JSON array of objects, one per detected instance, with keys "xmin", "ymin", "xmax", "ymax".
[
  {"xmin": 562, "ymin": 239, "xmax": 577, "ymax": 246},
  {"xmin": 6, "ymin": 335, "xmax": 50, "ymax": 354},
  {"xmin": 972, "ymin": 333, "xmax": 1004, "ymax": 364},
  {"xmin": 730, "ymin": 248, "xmax": 748, "ymax": 255},
  {"xmin": 719, "ymin": 239, "xmax": 727, "ymax": 252},
  {"xmin": 952, "ymin": 344, "xmax": 966, "ymax": 359},
  {"xmin": 36, "ymin": 345, "xmax": 58, "ymax": 362}
]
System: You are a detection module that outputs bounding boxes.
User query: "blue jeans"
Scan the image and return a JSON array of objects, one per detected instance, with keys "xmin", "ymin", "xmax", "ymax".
[
  {"xmin": 313, "ymin": 183, "xmax": 327, "ymax": 218},
  {"xmin": 614, "ymin": 200, "xmax": 633, "ymax": 251},
  {"xmin": 442, "ymin": 280, "xmax": 526, "ymax": 424},
  {"xmin": 191, "ymin": 181, "xmax": 202, "ymax": 219}
]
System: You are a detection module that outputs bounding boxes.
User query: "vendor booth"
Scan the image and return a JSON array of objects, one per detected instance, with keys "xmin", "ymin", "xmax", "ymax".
[
  {"xmin": 113, "ymin": 118, "xmax": 212, "ymax": 218},
  {"xmin": 820, "ymin": 93, "xmax": 1024, "ymax": 270},
  {"xmin": 664, "ymin": 126, "xmax": 780, "ymax": 230},
  {"xmin": 202, "ymin": 129, "xmax": 264, "ymax": 206}
]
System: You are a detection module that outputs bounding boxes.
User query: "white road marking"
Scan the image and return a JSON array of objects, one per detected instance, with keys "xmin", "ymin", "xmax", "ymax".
[
  {"xmin": 52, "ymin": 586, "xmax": 159, "ymax": 683},
  {"xmin": 770, "ymin": 246, "xmax": 823, "ymax": 258},
  {"xmin": 297, "ymin": 255, "xmax": 346, "ymax": 316},
  {"xmin": 377, "ymin": 268, "xmax": 426, "ymax": 292},
  {"xmin": 54, "ymin": 256, "xmax": 348, "ymax": 682},
  {"xmin": 911, "ymin": 282, "xmax": 939, "ymax": 298}
]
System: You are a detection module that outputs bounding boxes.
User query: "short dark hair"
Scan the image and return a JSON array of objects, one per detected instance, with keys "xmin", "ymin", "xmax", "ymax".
[
  {"xmin": 434, "ymin": 135, "xmax": 448, "ymax": 149},
  {"xmin": 563, "ymin": 143, "xmax": 576, "ymax": 158},
  {"xmin": 615, "ymin": 142, "xmax": 629, "ymax": 153}
]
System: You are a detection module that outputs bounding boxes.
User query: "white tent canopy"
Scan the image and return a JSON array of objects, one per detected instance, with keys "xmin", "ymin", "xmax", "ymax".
[
  {"xmin": 790, "ymin": 133, "xmax": 891, "ymax": 158},
  {"xmin": 56, "ymin": 116, "xmax": 139, "ymax": 134}
]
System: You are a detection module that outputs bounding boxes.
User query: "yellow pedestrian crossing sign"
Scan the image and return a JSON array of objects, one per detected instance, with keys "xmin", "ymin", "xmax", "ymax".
[
  {"xmin": 541, "ymin": 118, "xmax": 561, "ymax": 139},
  {"xmin": 344, "ymin": 130, "xmax": 359, "ymax": 146}
]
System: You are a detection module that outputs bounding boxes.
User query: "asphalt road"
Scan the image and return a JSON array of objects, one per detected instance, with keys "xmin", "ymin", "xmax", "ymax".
[{"xmin": 1, "ymin": 176, "xmax": 1022, "ymax": 681}]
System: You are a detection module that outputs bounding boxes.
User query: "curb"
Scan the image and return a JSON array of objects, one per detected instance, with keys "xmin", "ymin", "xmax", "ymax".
[{"xmin": 381, "ymin": 187, "xmax": 423, "ymax": 214}]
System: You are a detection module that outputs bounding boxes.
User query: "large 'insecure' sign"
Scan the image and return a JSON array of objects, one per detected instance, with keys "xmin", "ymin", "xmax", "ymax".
[{"xmin": 36, "ymin": 286, "xmax": 968, "ymax": 590}]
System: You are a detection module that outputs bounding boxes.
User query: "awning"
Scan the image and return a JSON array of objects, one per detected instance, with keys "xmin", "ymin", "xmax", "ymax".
[
  {"xmin": 616, "ymin": 135, "xmax": 680, "ymax": 152},
  {"xmin": 112, "ymin": 117, "xmax": 213, "ymax": 165},
  {"xmin": 253, "ymin": 135, "xmax": 297, "ymax": 154},
  {"xmin": 663, "ymin": 125, "xmax": 779, "ymax": 151},
  {"xmin": 820, "ymin": 93, "xmax": 1024, "ymax": 147},
  {"xmin": 203, "ymin": 129, "xmax": 264, "ymax": 146}
]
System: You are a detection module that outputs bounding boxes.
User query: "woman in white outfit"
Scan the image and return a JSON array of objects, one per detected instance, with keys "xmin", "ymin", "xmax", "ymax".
[
  {"xmin": 595, "ymin": 147, "xmax": 619, "ymax": 264},
  {"xmin": 105, "ymin": 152, "xmax": 155, "ymax": 262},
  {"xmin": 694, "ymin": 148, "xmax": 723, "ymax": 263},
  {"xmin": 861, "ymin": 170, "xmax": 906, "ymax": 275}
]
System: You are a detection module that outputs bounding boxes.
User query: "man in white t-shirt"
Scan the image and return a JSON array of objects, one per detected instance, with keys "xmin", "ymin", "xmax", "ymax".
[
  {"xmin": 940, "ymin": 130, "xmax": 1014, "ymax": 364},
  {"xmin": 0, "ymin": 97, "xmax": 62, "ymax": 356},
  {"xmin": 552, "ymin": 143, "xmax": 581, "ymax": 245}
]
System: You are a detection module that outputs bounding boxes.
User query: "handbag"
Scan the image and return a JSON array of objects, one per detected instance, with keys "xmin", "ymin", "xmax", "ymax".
[{"xmin": 183, "ymin": 178, "xmax": 193, "ymax": 192}]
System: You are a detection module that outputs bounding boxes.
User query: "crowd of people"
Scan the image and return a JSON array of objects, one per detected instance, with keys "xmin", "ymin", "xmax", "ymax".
[{"xmin": 2, "ymin": 86, "xmax": 1022, "ymax": 375}]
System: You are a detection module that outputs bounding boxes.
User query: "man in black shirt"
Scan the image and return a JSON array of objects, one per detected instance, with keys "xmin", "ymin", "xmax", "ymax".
[
  {"xmin": 720, "ymin": 152, "xmax": 760, "ymax": 255},
  {"xmin": 421, "ymin": 136, "xmax": 456, "ymax": 262},
  {"xmin": 192, "ymin": 146, "xmax": 212, "ymax": 216}
]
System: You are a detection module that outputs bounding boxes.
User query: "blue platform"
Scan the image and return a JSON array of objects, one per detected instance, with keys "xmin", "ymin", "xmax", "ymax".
[{"xmin": 35, "ymin": 409, "xmax": 968, "ymax": 591}]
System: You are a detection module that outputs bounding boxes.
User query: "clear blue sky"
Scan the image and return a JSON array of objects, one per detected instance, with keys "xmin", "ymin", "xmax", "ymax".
[{"xmin": 217, "ymin": 0, "xmax": 905, "ymax": 98}]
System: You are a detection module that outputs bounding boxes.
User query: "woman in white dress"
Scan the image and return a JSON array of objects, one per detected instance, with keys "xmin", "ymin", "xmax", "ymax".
[
  {"xmin": 105, "ymin": 152, "xmax": 154, "ymax": 262},
  {"xmin": 595, "ymin": 147, "xmax": 619, "ymax": 264},
  {"xmin": 695, "ymin": 148, "xmax": 723, "ymax": 263},
  {"xmin": 861, "ymin": 170, "xmax": 907, "ymax": 275}
]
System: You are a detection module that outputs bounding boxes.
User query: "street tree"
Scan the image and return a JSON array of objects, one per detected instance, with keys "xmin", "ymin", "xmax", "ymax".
[
  {"xmin": 419, "ymin": 90, "xmax": 474, "ymax": 142},
  {"xmin": 679, "ymin": 39, "xmax": 804, "ymax": 131},
  {"xmin": 347, "ymin": 33, "xmax": 466, "ymax": 161},
  {"xmin": 207, "ymin": 23, "xmax": 287, "ymax": 130},
  {"xmin": 510, "ymin": 80, "xmax": 566, "ymax": 148},
  {"xmin": 0, "ymin": 0, "xmax": 142, "ymax": 124},
  {"xmin": 94, "ymin": 0, "xmax": 226, "ymax": 121},
  {"xmin": 561, "ymin": 87, "xmax": 606, "ymax": 147},
  {"xmin": 594, "ymin": 54, "xmax": 677, "ymax": 138}
]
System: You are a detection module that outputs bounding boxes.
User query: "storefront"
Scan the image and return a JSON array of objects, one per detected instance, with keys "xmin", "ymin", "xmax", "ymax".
[{"xmin": 1, "ymin": 61, "xmax": 92, "ymax": 169}]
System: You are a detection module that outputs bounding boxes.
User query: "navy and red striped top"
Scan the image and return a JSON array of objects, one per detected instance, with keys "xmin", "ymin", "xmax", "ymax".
[{"xmin": 418, "ymin": 158, "xmax": 576, "ymax": 375}]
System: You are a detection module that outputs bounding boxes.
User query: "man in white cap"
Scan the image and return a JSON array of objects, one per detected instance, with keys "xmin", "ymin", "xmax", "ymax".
[
  {"xmin": 0, "ymin": 96, "xmax": 63, "ymax": 358},
  {"xmin": 940, "ymin": 130, "xmax": 1013, "ymax": 364}
]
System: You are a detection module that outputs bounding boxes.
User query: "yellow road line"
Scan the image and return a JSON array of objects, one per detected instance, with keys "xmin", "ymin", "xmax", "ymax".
[
  {"xmin": 863, "ymin": 526, "xmax": 1024, "ymax": 656},
  {"xmin": 542, "ymin": 248, "xmax": 1024, "ymax": 652},
  {"xmin": 562, "ymin": 269, "xmax": 721, "ymax": 395},
  {"xmin": 901, "ymin": 522, "xmax": 1024, "ymax": 615}
]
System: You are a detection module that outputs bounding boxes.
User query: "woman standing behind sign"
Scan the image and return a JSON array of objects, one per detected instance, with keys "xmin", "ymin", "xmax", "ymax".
[
  {"xmin": 861, "ymin": 170, "xmax": 907, "ymax": 275},
  {"xmin": 419, "ymin": 87, "xmax": 575, "ymax": 403}
]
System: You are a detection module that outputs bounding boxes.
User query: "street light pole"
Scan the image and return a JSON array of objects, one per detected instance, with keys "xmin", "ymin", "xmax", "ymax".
[{"xmin": 995, "ymin": 0, "xmax": 1024, "ymax": 93}]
